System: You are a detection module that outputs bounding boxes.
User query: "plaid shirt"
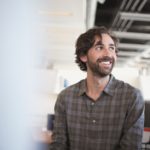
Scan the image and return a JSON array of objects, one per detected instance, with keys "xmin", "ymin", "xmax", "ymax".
[{"xmin": 50, "ymin": 75, "xmax": 144, "ymax": 150}]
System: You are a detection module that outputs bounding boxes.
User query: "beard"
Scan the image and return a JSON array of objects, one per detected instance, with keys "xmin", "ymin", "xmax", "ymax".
[{"xmin": 87, "ymin": 56, "xmax": 115, "ymax": 77}]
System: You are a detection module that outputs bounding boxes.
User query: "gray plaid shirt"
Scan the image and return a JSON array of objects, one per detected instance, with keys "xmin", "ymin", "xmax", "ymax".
[{"xmin": 50, "ymin": 75, "xmax": 144, "ymax": 150}]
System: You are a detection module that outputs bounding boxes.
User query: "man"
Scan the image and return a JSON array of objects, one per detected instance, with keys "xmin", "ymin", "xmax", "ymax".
[{"xmin": 50, "ymin": 27, "xmax": 144, "ymax": 150}]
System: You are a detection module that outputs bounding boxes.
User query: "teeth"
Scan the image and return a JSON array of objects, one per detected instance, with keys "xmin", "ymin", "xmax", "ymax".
[{"xmin": 101, "ymin": 61, "xmax": 110, "ymax": 65}]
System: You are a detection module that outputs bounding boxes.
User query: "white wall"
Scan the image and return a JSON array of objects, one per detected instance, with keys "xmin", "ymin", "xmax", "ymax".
[
  {"xmin": 139, "ymin": 76, "xmax": 150, "ymax": 100},
  {"xmin": 112, "ymin": 67, "xmax": 140, "ymax": 88}
]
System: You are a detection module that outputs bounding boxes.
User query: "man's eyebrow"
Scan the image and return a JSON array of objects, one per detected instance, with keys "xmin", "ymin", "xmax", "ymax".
[
  {"xmin": 94, "ymin": 41, "xmax": 102, "ymax": 46},
  {"xmin": 109, "ymin": 43, "xmax": 115, "ymax": 46},
  {"xmin": 94, "ymin": 41, "xmax": 115, "ymax": 46}
]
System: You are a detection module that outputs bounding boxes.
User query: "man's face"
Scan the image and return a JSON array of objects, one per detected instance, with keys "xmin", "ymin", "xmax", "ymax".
[{"xmin": 85, "ymin": 34, "xmax": 117, "ymax": 77}]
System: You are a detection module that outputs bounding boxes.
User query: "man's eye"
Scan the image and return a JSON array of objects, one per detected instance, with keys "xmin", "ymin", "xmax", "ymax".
[
  {"xmin": 109, "ymin": 46, "xmax": 115, "ymax": 51},
  {"xmin": 95, "ymin": 45, "xmax": 103, "ymax": 50}
]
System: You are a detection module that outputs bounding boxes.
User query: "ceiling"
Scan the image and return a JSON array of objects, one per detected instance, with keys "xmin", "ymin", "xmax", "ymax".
[
  {"xmin": 93, "ymin": 0, "xmax": 150, "ymax": 70},
  {"xmin": 35, "ymin": 0, "xmax": 150, "ymax": 73}
]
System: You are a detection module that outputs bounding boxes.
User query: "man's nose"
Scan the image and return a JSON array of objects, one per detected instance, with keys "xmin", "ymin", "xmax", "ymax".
[{"xmin": 103, "ymin": 48, "xmax": 111, "ymax": 56}]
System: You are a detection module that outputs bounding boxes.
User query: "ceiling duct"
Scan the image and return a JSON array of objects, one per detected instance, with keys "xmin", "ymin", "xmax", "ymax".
[
  {"xmin": 120, "ymin": 12, "xmax": 150, "ymax": 22},
  {"xmin": 93, "ymin": 0, "xmax": 150, "ymax": 68}
]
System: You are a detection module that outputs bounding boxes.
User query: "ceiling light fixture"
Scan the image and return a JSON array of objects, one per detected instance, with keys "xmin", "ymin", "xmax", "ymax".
[{"xmin": 120, "ymin": 12, "xmax": 150, "ymax": 22}]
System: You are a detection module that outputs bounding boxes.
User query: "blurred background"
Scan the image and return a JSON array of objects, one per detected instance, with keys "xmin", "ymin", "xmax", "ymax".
[
  {"xmin": 34, "ymin": 0, "xmax": 150, "ymax": 125},
  {"xmin": 1, "ymin": 0, "xmax": 150, "ymax": 149}
]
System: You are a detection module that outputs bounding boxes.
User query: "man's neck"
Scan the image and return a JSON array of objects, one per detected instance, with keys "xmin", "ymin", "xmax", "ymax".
[{"xmin": 86, "ymin": 73, "xmax": 110, "ymax": 101}]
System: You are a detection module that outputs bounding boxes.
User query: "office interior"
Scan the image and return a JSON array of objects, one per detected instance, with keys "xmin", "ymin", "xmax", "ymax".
[
  {"xmin": 1, "ymin": 0, "xmax": 150, "ymax": 150},
  {"xmin": 33, "ymin": 0, "xmax": 150, "ymax": 123},
  {"xmin": 30, "ymin": 0, "xmax": 150, "ymax": 149}
]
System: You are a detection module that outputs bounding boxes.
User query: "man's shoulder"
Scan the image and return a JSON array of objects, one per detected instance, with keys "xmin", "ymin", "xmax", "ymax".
[
  {"xmin": 113, "ymin": 77, "xmax": 144, "ymax": 106},
  {"xmin": 114, "ymin": 76, "xmax": 141, "ymax": 94},
  {"xmin": 114, "ymin": 76, "xmax": 134, "ymax": 88},
  {"xmin": 58, "ymin": 79, "xmax": 85, "ymax": 95}
]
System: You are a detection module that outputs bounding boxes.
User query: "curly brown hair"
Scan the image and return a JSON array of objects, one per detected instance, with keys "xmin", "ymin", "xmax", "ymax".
[{"xmin": 75, "ymin": 26, "xmax": 119, "ymax": 71}]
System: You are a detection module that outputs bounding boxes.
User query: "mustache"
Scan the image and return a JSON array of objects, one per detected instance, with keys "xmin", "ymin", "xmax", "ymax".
[{"xmin": 97, "ymin": 56, "xmax": 113, "ymax": 63}]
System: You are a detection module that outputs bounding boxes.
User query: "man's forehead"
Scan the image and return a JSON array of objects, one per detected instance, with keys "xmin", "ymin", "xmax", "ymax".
[{"xmin": 94, "ymin": 34, "xmax": 115, "ymax": 45}]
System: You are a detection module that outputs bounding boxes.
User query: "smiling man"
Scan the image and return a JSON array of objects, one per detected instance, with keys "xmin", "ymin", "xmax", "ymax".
[{"xmin": 50, "ymin": 27, "xmax": 144, "ymax": 150}]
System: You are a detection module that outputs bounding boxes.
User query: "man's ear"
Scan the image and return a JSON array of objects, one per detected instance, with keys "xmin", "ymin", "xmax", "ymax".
[{"xmin": 80, "ymin": 55, "xmax": 87, "ymax": 63}]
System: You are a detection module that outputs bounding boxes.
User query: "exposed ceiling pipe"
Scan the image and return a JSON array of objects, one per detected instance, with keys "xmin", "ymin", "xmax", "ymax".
[
  {"xmin": 124, "ymin": 0, "xmax": 134, "ymax": 11},
  {"xmin": 118, "ymin": 43, "xmax": 150, "ymax": 50},
  {"xmin": 86, "ymin": 0, "xmax": 97, "ymax": 29},
  {"xmin": 112, "ymin": 13, "xmax": 120, "ymax": 29},
  {"xmin": 120, "ymin": 12, "xmax": 150, "ymax": 22},
  {"xmin": 122, "ymin": 20, "xmax": 133, "ymax": 31},
  {"xmin": 137, "ymin": 0, "xmax": 147, "ymax": 11},
  {"xmin": 122, "ymin": 0, "xmax": 147, "ymax": 31},
  {"xmin": 112, "ymin": 0, "xmax": 147, "ymax": 31},
  {"xmin": 112, "ymin": 0, "xmax": 135, "ymax": 29},
  {"xmin": 112, "ymin": 0, "xmax": 127, "ymax": 28},
  {"xmin": 120, "ymin": 0, "xmax": 128, "ymax": 10},
  {"xmin": 115, "ymin": 18, "xmax": 123, "ymax": 29},
  {"xmin": 113, "ymin": 31, "xmax": 150, "ymax": 40},
  {"xmin": 131, "ymin": 0, "xmax": 140, "ymax": 11},
  {"xmin": 119, "ymin": 0, "xmax": 140, "ymax": 30},
  {"xmin": 86, "ymin": 0, "xmax": 106, "ymax": 29},
  {"xmin": 119, "ymin": 20, "xmax": 128, "ymax": 31}
]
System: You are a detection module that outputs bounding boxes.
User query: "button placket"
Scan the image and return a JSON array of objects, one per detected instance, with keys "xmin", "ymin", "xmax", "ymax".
[
  {"xmin": 91, "ymin": 102, "xmax": 96, "ymax": 124},
  {"xmin": 91, "ymin": 102, "xmax": 95, "ymax": 106}
]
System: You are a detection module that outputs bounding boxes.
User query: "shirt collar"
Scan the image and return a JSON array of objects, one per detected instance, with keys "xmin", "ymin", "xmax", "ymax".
[
  {"xmin": 103, "ymin": 74, "xmax": 116, "ymax": 96},
  {"xmin": 78, "ymin": 79, "xmax": 87, "ymax": 96},
  {"xmin": 78, "ymin": 74, "xmax": 117, "ymax": 97}
]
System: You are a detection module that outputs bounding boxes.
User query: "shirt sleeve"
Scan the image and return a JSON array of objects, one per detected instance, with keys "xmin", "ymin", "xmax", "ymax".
[
  {"xmin": 49, "ymin": 92, "xmax": 68, "ymax": 150},
  {"xmin": 119, "ymin": 89, "xmax": 145, "ymax": 150}
]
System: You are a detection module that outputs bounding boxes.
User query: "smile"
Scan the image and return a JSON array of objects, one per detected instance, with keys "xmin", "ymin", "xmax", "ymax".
[{"xmin": 101, "ymin": 61, "xmax": 111, "ymax": 65}]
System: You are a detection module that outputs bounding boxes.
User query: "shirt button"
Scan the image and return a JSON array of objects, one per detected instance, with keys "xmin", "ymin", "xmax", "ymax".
[
  {"xmin": 91, "ymin": 102, "xmax": 95, "ymax": 106},
  {"xmin": 92, "ymin": 120, "xmax": 96, "ymax": 123}
]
